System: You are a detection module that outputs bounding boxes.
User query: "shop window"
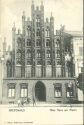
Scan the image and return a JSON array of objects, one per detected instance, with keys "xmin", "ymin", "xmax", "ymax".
[
  {"xmin": 54, "ymin": 84, "xmax": 62, "ymax": 97},
  {"xmin": 66, "ymin": 82, "xmax": 74, "ymax": 97},
  {"xmin": 20, "ymin": 84, "xmax": 28, "ymax": 98},
  {"xmin": 8, "ymin": 84, "xmax": 15, "ymax": 98}
]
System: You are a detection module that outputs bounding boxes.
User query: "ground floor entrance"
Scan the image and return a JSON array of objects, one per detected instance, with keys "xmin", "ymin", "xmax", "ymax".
[{"xmin": 35, "ymin": 81, "xmax": 46, "ymax": 101}]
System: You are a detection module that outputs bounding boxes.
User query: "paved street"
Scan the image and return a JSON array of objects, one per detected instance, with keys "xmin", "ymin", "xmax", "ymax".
[{"xmin": 0, "ymin": 102, "xmax": 83, "ymax": 108}]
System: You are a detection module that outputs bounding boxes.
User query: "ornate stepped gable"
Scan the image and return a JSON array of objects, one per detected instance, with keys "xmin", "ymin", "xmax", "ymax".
[{"xmin": 6, "ymin": 1, "xmax": 74, "ymax": 78}]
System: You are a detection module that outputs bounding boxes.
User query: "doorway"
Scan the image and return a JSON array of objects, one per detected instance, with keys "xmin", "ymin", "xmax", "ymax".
[{"xmin": 35, "ymin": 81, "xmax": 46, "ymax": 101}]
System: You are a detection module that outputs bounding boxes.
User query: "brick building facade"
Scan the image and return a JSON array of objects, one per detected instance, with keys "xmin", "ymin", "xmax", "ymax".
[{"xmin": 2, "ymin": 1, "xmax": 78, "ymax": 104}]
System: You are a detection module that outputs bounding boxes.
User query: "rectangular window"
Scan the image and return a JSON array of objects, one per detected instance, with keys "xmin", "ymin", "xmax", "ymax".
[
  {"xmin": 66, "ymin": 82, "xmax": 74, "ymax": 98},
  {"xmin": 54, "ymin": 84, "xmax": 62, "ymax": 97},
  {"xmin": 20, "ymin": 84, "xmax": 28, "ymax": 97},
  {"xmin": 8, "ymin": 84, "xmax": 15, "ymax": 98}
]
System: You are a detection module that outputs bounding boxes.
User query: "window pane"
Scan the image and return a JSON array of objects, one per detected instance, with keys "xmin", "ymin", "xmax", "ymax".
[
  {"xmin": 12, "ymin": 89, "xmax": 15, "ymax": 97},
  {"xmin": 24, "ymin": 89, "xmax": 27, "ymax": 97},
  {"xmin": 8, "ymin": 89, "xmax": 15, "ymax": 97},
  {"xmin": 8, "ymin": 89, "xmax": 11, "ymax": 97},
  {"xmin": 21, "ymin": 84, "xmax": 28, "ymax": 97},
  {"xmin": 21, "ymin": 89, "xmax": 24, "ymax": 97}
]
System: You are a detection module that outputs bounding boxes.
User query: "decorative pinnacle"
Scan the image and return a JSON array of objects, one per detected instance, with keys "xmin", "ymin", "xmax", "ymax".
[
  {"xmin": 32, "ymin": 0, "xmax": 34, "ymax": 4},
  {"xmin": 13, "ymin": 22, "xmax": 15, "ymax": 27},
  {"xmin": 23, "ymin": 11, "xmax": 25, "ymax": 16},
  {"xmin": 51, "ymin": 12, "xmax": 52, "ymax": 17},
  {"xmin": 60, "ymin": 24, "xmax": 65, "ymax": 31},
  {"xmin": 12, "ymin": 22, "xmax": 16, "ymax": 31},
  {"xmin": 41, "ymin": 0, "xmax": 43, "ymax": 5},
  {"xmin": 4, "ymin": 37, "xmax": 6, "ymax": 43}
]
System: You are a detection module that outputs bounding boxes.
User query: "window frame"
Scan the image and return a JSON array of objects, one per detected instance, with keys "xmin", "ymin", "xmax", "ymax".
[
  {"xmin": 54, "ymin": 83, "xmax": 62, "ymax": 98},
  {"xmin": 8, "ymin": 84, "xmax": 16, "ymax": 98},
  {"xmin": 66, "ymin": 83, "xmax": 74, "ymax": 98},
  {"xmin": 20, "ymin": 84, "xmax": 28, "ymax": 98},
  {"xmin": 46, "ymin": 50, "xmax": 51, "ymax": 58}
]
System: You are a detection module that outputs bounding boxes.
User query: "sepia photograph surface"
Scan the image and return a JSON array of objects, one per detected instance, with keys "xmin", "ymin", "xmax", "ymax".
[{"xmin": 0, "ymin": 0, "xmax": 83, "ymax": 125}]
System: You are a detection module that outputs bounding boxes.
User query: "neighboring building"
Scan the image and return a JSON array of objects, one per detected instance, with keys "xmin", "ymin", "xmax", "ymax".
[
  {"xmin": 0, "ymin": 38, "xmax": 11, "ymax": 103},
  {"xmin": 66, "ymin": 31, "xmax": 83, "ymax": 101},
  {"xmin": 65, "ymin": 31, "xmax": 83, "ymax": 77},
  {"xmin": 2, "ymin": 1, "xmax": 78, "ymax": 104}
]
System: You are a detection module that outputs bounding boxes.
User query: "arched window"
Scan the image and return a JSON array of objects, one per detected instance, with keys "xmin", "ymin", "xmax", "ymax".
[
  {"xmin": 37, "ymin": 60, "xmax": 41, "ymax": 65},
  {"xmin": 46, "ymin": 50, "xmax": 51, "ymax": 58},
  {"xmin": 37, "ymin": 50, "xmax": 41, "ymax": 58},
  {"xmin": 17, "ymin": 37, "xmax": 22, "ymax": 48},
  {"xmin": 36, "ymin": 39, "xmax": 41, "ymax": 46},
  {"xmin": 27, "ymin": 26, "xmax": 31, "ymax": 37},
  {"xmin": 47, "ymin": 60, "xmax": 51, "ymax": 65},
  {"xmin": 45, "ymin": 27, "xmax": 50, "ymax": 37},
  {"xmin": 27, "ymin": 60, "xmax": 31, "ymax": 65},
  {"xmin": 27, "ymin": 39, "xmax": 31, "ymax": 46},
  {"xmin": 36, "ymin": 29, "xmax": 40, "ymax": 36},
  {"xmin": 6, "ymin": 61, "xmax": 12, "ymax": 77},
  {"xmin": 46, "ymin": 39, "xmax": 50, "ymax": 47},
  {"xmin": 26, "ymin": 49, "xmax": 31, "ymax": 58},
  {"xmin": 57, "ymin": 50, "xmax": 60, "ymax": 58},
  {"xmin": 57, "ymin": 59, "xmax": 61, "ymax": 65},
  {"xmin": 36, "ymin": 18, "xmax": 40, "ymax": 27},
  {"xmin": 16, "ymin": 50, "xmax": 21, "ymax": 64}
]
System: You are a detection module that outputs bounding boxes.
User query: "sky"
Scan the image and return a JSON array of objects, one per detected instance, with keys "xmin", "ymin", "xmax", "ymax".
[{"xmin": 0, "ymin": 0, "xmax": 83, "ymax": 49}]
